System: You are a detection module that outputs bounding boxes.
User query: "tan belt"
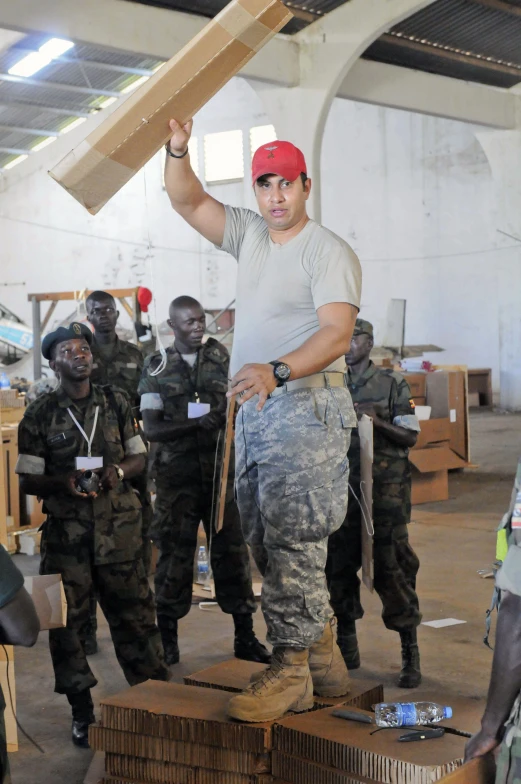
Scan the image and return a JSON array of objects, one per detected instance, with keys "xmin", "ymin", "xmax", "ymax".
[{"xmin": 269, "ymin": 372, "xmax": 346, "ymax": 398}]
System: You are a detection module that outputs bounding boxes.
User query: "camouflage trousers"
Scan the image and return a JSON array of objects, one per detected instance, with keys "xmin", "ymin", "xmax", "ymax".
[
  {"xmin": 40, "ymin": 525, "xmax": 168, "ymax": 695},
  {"xmin": 326, "ymin": 479, "xmax": 421, "ymax": 632},
  {"xmin": 496, "ymin": 693, "xmax": 521, "ymax": 784},
  {"xmin": 153, "ymin": 479, "xmax": 257, "ymax": 628},
  {"xmin": 235, "ymin": 387, "xmax": 352, "ymax": 649}
]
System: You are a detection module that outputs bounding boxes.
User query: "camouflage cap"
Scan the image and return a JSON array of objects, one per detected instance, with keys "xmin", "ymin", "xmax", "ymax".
[
  {"xmin": 353, "ymin": 318, "xmax": 374, "ymax": 338},
  {"xmin": 42, "ymin": 322, "xmax": 93, "ymax": 360}
]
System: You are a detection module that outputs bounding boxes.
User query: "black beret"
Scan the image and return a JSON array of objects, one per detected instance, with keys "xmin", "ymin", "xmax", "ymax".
[{"xmin": 42, "ymin": 322, "xmax": 93, "ymax": 360}]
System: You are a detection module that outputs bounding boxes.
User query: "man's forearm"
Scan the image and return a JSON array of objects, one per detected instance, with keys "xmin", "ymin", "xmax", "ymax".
[
  {"xmin": 143, "ymin": 420, "xmax": 199, "ymax": 443},
  {"xmin": 19, "ymin": 474, "xmax": 65, "ymax": 498},
  {"xmin": 481, "ymin": 591, "xmax": 521, "ymax": 737},
  {"xmin": 280, "ymin": 325, "xmax": 350, "ymax": 380},
  {"xmin": 164, "ymin": 154, "xmax": 205, "ymax": 217},
  {"xmin": 119, "ymin": 454, "xmax": 145, "ymax": 481},
  {"xmin": 373, "ymin": 418, "xmax": 417, "ymax": 448}
]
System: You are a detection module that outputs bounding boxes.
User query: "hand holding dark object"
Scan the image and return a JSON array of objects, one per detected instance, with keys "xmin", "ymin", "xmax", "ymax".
[
  {"xmin": 354, "ymin": 402, "xmax": 380, "ymax": 421},
  {"xmin": 464, "ymin": 729, "xmax": 500, "ymax": 762},
  {"xmin": 99, "ymin": 465, "xmax": 119, "ymax": 491},
  {"xmin": 198, "ymin": 409, "xmax": 226, "ymax": 432},
  {"xmin": 76, "ymin": 470, "xmax": 101, "ymax": 496},
  {"xmin": 63, "ymin": 470, "xmax": 97, "ymax": 499}
]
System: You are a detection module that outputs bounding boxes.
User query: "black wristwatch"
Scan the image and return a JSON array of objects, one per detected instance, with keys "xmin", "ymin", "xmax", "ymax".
[{"xmin": 270, "ymin": 361, "xmax": 291, "ymax": 387}]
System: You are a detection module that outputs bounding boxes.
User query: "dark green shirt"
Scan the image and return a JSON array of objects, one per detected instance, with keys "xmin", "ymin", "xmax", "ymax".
[
  {"xmin": 90, "ymin": 336, "xmax": 144, "ymax": 411},
  {"xmin": 138, "ymin": 338, "xmax": 229, "ymax": 484},
  {"xmin": 347, "ymin": 362, "xmax": 419, "ymax": 484}
]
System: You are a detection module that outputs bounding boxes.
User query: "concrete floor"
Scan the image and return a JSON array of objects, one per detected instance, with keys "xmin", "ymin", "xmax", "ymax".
[{"xmin": 7, "ymin": 411, "xmax": 521, "ymax": 784}]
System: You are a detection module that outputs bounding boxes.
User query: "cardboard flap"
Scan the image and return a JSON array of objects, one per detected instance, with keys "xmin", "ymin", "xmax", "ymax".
[
  {"xmin": 410, "ymin": 446, "xmax": 467, "ymax": 473},
  {"xmin": 24, "ymin": 574, "xmax": 67, "ymax": 630},
  {"xmin": 414, "ymin": 417, "xmax": 451, "ymax": 449}
]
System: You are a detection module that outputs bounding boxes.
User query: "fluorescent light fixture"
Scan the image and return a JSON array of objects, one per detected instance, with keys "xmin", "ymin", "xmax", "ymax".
[
  {"xmin": 61, "ymin": 117, "xmax": 87, "ymax": 134},
  {"xmin": 8, "ymin": 37, "xmax": 74, "ymax": 78},
  {"xmin": 3, "ymin": 155, "xmax": 29, "ymax": 170},
  {"xmin": 32, "ymin": 137, "xmax": 57, "ymax": 152},
  {"xmin": 98, "ymin": 96, "xmax": 118, "ymax": 109},
  {"xmin": 120, "ymin": 75, "xmax": 149, "ymax": 94}
]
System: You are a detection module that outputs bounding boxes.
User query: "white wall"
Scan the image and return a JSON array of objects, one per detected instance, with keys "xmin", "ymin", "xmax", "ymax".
[{"xmin": 1, "ymin": 76, "xmax": 519, "ymax": 405}]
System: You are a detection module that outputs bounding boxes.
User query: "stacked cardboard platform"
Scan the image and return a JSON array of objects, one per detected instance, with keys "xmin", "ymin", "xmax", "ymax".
[
  {"xmin": 403, "ymin": 368, "xmax": 469, "ymax": 504},
  {"xmin": 90, "ymin": 680, "xmax": 280, "ymax": 784},
  {"xmin": 183, "ymin": 659, "xmax": 384, "ymax": 711},
  {"xmin": 272, "ymin": 706, "xmax": 468, "ymax": 784}
]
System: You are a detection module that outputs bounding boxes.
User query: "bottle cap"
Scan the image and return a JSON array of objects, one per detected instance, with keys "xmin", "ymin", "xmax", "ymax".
[{"xmin": 443, "ymin": 707, "xmax": 453, "ymax": 719}]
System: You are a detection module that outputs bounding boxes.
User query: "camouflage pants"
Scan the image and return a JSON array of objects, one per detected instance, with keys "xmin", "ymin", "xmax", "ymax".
[
  {"xmin": 235, "ymin": 387, "xmax": 352, "ymax": 649},
  {"xmin": 496, "ymin": 694, "xmax": 521, "ymax": 784},
  {"xmin": 40, "ymin": 528, "xmax": 167, "ymax": 695},
  {"xmin": 153, "ymin": 480, "xmax": 257, "ymax": 627},
  {"xmin": 326, "ymin": 480, "xmax": 421, "ymax": 632}
]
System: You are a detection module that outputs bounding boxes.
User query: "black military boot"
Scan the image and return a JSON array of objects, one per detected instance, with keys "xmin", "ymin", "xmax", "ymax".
[
  {"xmin": 233, "ymin": 614, "xmax": 271, "ymax": 664},
  {"xmin": 159, "ymin": 619, "xmax": 180, "ymax": 666},
  {"xmin": 398, "ymin": 627, "xmax": 422, "ymax": 688},
  {"xmin": 336, "ymin": 618, "xmax": 361, "ymax": 670},
  {"xmin": 67, "ymin": 689, "xmax": 95, "ymax": 748}
]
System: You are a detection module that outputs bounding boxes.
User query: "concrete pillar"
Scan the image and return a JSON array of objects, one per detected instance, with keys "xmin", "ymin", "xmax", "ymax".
[
  {"xmin": 476, "ymin": 127, "xmax": 521, "ymax": 410},
  {"xmin": 250, "ymin": 0, "xmax": 435, "ymax": 221}
]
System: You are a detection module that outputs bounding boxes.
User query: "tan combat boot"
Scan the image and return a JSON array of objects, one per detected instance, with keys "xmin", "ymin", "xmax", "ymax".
[
  {"xmin": 308, "ymin": 619, "xmax": 351, "ymax": 697},
  {"xmin": 228, "ymin": 647, "xmax": 314, "ymax": 722}
]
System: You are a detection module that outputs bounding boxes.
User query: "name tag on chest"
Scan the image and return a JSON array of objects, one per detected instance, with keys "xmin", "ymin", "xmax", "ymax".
[
  {"xmin": 75, "ymin": 456, "xmax": 104, "ymax": 470},
  {"xmin": 188, "ymin": 402, "xmax": 211, "ymax": 419}
]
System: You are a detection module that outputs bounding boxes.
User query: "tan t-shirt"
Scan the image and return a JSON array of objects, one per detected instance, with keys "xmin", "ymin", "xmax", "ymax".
[{"xmin": 219, "ymin": 206, "xmax": 362, "ymax": 376}]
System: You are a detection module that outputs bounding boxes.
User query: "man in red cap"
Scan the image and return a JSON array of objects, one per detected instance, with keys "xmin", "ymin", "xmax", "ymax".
[{"xmin": 163, "ymin": 119, "xmax": 362, "ymax": 722}]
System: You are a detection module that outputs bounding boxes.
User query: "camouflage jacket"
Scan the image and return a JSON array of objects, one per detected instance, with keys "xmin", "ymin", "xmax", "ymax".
[
  {"xmin": 90, "ymin": 336, "xmax": 144, "ymax": 411},
  {"xmin": 138, "ymin": 338, "xmax": 229, "ymax": 484},
  {"xmin": 347, "ymin": 362, "xmax": 419, "ymax": 484},
  {"xmin": 15, "ymin": 383, "xmax": 146, "ymax": 564}
]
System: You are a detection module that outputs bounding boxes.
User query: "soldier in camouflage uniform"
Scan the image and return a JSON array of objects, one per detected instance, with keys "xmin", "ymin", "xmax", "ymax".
[
  {"xmin": 465, "ymin": 458, "xmax": 521, "ymax": 780},
  {"xmin": 16, "ymin": 322, "xmax": 167, "ymax": 749},
  {"xmin": 85, "ymin": 290, "xmax": 153, "ymax": 654},
  {"xmin": 326, "ymin": 318, "xmax": 422, "ymax": 688},
  {"xmin": 139, "ymin": 296, "xmax": 269, "ymax": 667}
]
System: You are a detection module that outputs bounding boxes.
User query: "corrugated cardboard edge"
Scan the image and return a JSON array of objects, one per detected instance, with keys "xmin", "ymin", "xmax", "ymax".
[{"xmin": 49, "ymin": 0, "xmax": 293, "ymax": 215}]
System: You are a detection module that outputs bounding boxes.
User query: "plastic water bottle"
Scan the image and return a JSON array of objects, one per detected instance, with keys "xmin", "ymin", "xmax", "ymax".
[
  {"xmin": 0, "ymin": 372, "xmax": 10, "ymax": 389},
  {"xmin": 374, "ymin": 702, "xmax": 452, "ymax": 728},
  {"xmin": 197, "ymin": 546, "xmax": 209, "ymax": 584}
]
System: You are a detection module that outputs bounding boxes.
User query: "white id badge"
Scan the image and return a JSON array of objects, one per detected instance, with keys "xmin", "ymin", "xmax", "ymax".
[
  {"xmin": 188, "ymin": 402, "xmax": 211, "ymax": 419},
  {"xmin": 75, "ymin": 456, "xmax": 104, "ymax": 470}
]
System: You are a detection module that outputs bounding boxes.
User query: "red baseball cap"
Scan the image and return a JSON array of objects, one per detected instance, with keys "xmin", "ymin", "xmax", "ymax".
[{"xmin": 251, "ymin": 140, "xmax": 307, "ymax": 185}]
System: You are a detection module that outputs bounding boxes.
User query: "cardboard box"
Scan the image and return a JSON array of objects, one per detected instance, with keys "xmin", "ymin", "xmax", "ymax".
[
  {"xmin": 438, "ymin": 755, "xmax": 495, "ymax": 783},
  {"xmin": 426, "ymin": 370, "xmax": 468, "ymax": 461},
  {"xmin": 24, "ymin": 574, "xmax": 67, "ymax": 630},
  {"xmin": 410, "ymin": 445, "xmax": 467, "ymax": 473},
  {"xmin": 413, "ymin": 418, "xmax": 451, "ymax": 450},
  {"xmin": 468, "ymin": 392, "xmax": 480, "ymax": 408},
  {"xmin": 411, "ymin": 469, "xmax": 448, "ymax": 504},
  {"xmin": 49, "ymin": 0, "xmax": 293, "ymax": 214},
  {"xmin": 402, "ymin": 373, "xmax": 427, "ymax": 398},
  {"xmin": 413, "ymin": 396, "xmax": 426, "ymax": 406}
]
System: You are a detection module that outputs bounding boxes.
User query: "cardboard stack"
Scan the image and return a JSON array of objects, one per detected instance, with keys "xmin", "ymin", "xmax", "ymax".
[
  {"xmin": 272, "ymin": 706, "xmax": 468, "ymax": 784},
  {"xmin": 184, "ymin": 660, "xmax": 384, "ymax": 711},
  {"xmin": 90, "ymin": 680, "xmax": 277, "ymax": 784},
  {"xmin": 404, "ymin": 369, "xmax": 469, "ymax": 504}
]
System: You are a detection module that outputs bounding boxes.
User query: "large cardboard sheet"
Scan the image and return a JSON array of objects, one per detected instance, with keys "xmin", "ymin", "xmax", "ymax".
[{"xmin": 358, "ymin": 414, "xmax": 374, "ymax": 592}]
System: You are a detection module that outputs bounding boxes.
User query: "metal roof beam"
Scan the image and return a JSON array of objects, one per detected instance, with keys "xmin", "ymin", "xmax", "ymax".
[
  {"xmin": 470, "ymin": 0, "xmax": 521, "ymax": 17},
  {"xmin": 0, "ymin": 99, "xmax": 90, "ymax": 118},
  {"xmin": 0, "ymin": 146, "xmax": 30, "ymax": 155},
  {"xmin": 0, "ymin": 0, "xmax": 298, "ymax": 87},
  {"xmin": 379, "ymin": 33, "xmax": 521, "ymax": 78},
  {"xmin": 339, "ymin": 58, "xmax": 518, "ymax": 129},
  {"xmin": 0, "ymin": 123, "xmax": 61, "ymax": 136},
  {"xmin": 0, "ymin": 73, "xmax": 121, "ymax": 97}
]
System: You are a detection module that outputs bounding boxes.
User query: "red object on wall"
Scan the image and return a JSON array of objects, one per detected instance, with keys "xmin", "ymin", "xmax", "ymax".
[{"xmin": 137, "ymin": 287, "xmax": 153, "ymax": 313}]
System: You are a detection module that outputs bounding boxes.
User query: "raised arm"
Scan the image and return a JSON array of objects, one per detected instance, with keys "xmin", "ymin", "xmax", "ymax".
[{"xmin": 164, "ymin": 119, "xmax": 226, "ymax": 246}]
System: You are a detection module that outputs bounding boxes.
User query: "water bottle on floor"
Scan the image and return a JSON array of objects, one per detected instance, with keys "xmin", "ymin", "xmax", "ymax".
[
  {"xmin": 197, "ymin": 545, "xmax": 209, "ymax": 585},
  {"xmin": 375, "ymin": 702, "xmax": 452, "ymax": 728}
]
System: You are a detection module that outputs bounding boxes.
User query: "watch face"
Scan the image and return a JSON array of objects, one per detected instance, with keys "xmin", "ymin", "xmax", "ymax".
[{"xmin": 276, "ymin": 363, "xmax": 291, "ymax": 381}]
